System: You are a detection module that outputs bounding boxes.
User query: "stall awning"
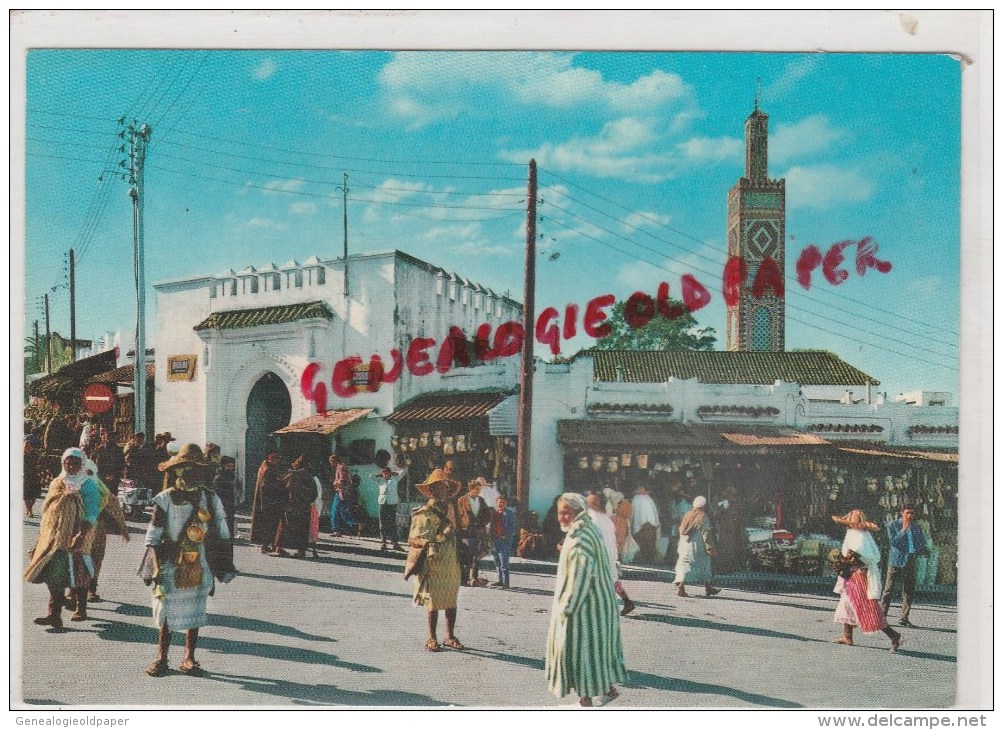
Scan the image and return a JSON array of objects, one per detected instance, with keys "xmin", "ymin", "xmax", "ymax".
[
  {"xmin": 89, "ymin": 362, "xmax": 155, "ymax": 387},
  {"xmin": 28, "ymin": 349, "xmax": 119, "ymax": 399},
  {"xmin": 386, "ymin": 391, "xmax": 513, "ymax": 424},
  {"xmin": 487, "ymin": 394, "xmax": 519, "ymax": 436},
  {"xmin": 557, "ymin": 420, "xmax": 832, "ymax": 451},
  {"xmin": 837, "ymin": 446, "xmax": 958, "ymax": 464},
  {"xmin": 273, "ymin": 408, "xmax": 373, "ymax": 436}
]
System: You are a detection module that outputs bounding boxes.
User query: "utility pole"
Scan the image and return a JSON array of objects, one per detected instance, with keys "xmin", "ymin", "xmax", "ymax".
[
  {"xmin": 129, "ymin": 123, "xmax": 152, "ymax": 436},
  {"xmin": 339, "ymin": 172, "xmax": 349, "ymax": 298},
  {"xmin": 33, "ymin": 320, "xmax": 40, "ymax": 371},
  {"xmin": 69, "ymin": 248, "xmax": 76, "ymax": 362},
  {"xmin": 44, "ymin": 294, "xmax": 51, "ymax": 374},
  {"xmin": 516, "ymin": 159, "xmax": 537, "ymax": 506}
]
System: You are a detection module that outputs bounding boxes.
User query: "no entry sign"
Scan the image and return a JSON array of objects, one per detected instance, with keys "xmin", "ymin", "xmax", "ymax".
[{"xmin": 82, "ymin": 383, "xmax": 115, "ymax": 414}]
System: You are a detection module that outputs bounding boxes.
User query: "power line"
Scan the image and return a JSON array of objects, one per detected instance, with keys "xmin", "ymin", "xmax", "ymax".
[
  {"xmin": 543, "ymin": 215, "xmax": 957, "ymax": 375},
  {"xmin": 541, "ymin": 185, "xmax": 959, "ymax": 354},
  {"xmin": 150, "ymin": 51, "xmax": 213, "ymax": 132},
  {"xmin": 167, "ymin": 127, "xmax": 525, "ymax": 168},
  {"xmin": 539, "ymin": 168, "xmax": 959, "ymax": 339},
  {"xmin": 26, "ymin": 108, "xmax": 117, "ymax": 123}
]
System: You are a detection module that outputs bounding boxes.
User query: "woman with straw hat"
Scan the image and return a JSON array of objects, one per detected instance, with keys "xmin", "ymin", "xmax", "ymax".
[
  {"xmin": 144, "ymin": 444, "xmax": 233, "ymax": 677},
  {"xmin": 831, "ymin": 509, "xmax": 904, "ymax": 652},
  {"xmin": 406, "ymin": 468, "xmax": 464, "ymax": 652}
]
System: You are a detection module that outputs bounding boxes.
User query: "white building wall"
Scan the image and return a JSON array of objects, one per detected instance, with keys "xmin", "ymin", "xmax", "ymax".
[{"xmin": 154, "ymin": 278, "xmax": 214, "ymax": 447}]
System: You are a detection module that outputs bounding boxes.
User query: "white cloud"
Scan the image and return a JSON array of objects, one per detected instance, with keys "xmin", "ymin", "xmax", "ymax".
[
  {"xmin": 245, "ymin": 217, "xmax": 287, "ymax": 230},
  {"xmin": 783, "ymin": 165, "xmax": 874, "ymax": 210},
  {"xmin": 621, "ymin": 211, "xmax": 670, "ymax": 232},
  {"xmin": 378, "ymin": 52, "xmax": 694, "ymax": 127},
  {"xmin": 291, "ymin": 202, "xmax": 317, "ymax": 215},
  {"xmin": 771, "ymin": 115, "xmax": 848, "ymax": 164},
  {"xmin": 502, "ymin": 117, "xmax": 677, "ymax": 183},
  {"xmin": 419, "ymin": 223, "xmax": 515, "ymax": 256},
  {"xmin": 254, "ymin": 58, "xmax": 277, "ymax": 81},
  {"xmin": 677, "ymin": 136, "xmax": 742, "ymax": 163},
  {"xmin": 762, "ymin": 56, "xmax": 822, "ymax": 103}
]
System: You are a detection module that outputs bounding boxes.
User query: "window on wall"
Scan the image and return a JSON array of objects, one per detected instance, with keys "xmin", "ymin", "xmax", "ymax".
[
  {"xmin": 752, "ymin": 308, "xmax": 771, "ymax": 351},
  {"xmin": 242, "ymin": 278, "xmax": 258, "ymax": 294}
]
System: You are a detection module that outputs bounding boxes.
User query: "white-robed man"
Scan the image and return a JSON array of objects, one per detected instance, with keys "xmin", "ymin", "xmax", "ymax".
[
  {"xmin": 630, "ymin": 485, "xmax": 660, "ymax": 563},
  {"xmin": 586, "ymin": 492, "xmax": 636, "ymax": 616},
  {"xmin": 673, "ymin": 496, "xmax": 721, "ymax": 598}
]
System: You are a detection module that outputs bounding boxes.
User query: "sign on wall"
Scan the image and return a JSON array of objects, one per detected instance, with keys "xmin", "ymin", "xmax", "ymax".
[{"xmin": 167, "ymin": 354, "xmax": 198, "ymax": 382}]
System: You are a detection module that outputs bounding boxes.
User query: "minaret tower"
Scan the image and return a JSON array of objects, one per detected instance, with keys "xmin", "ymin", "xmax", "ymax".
[{"xmin": 725, "ymin": 91, "xmax": 786, "ymax": 351}]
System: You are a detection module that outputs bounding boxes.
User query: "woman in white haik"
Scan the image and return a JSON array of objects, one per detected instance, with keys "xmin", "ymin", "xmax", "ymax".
[{"xmin": 145, "ymin": 444, "xmax": 232, "ymax": 677}]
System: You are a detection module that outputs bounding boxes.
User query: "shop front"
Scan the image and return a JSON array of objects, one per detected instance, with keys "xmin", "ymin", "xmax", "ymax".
[
  {"xmin": 556, "ymin": 420, "xmax": 841, "ymax": 575},
  {"xmin": 386, "ymin": 390, "xmax": 517, "ymax": 492}
]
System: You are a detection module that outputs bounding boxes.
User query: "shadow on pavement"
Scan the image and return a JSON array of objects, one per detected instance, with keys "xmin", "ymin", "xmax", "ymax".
[
  {"xmin": 239, "ymin": 571, "xmax": 406, "ymax": 601},
  {"xmin": 88, "ymin": 614, "xmax": 380, "ymax": 673},
  {"xmin": 206, "ymin": 673, "xmax": 450, "ymax": 706},
  {"xmin": 462, "ymin": 648, "xmax": 802, "ymax": 709},
  {"xmin": 631, "ymin": 612, "xmax": 820, "ymax": 644},
  {"xmin": 111, "ymin": 602, "xmax": 335, "ymax": 643}
]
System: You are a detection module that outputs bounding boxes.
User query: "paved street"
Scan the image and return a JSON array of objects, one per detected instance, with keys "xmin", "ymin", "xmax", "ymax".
[{"xmin": 16, "ymin": 515, "xmax": 958, "ymax": 709}]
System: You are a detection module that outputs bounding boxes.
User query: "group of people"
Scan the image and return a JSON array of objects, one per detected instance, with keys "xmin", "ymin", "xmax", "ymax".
[
  {"xmin": 829, "ymin": 502, "xmax": 929, "ymax": 652},
  {"xmin": 25, "ymin": 437, "xmax": 238, "ymax": 678},
  {"xmin": 25, "ymin": 435, "xmax": 927, "ymax": 696}
]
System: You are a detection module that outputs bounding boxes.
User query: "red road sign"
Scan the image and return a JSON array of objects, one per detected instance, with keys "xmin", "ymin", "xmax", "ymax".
[{"xmin": 82, "ymin": 383, "xmax": 115, "ymax": 414}]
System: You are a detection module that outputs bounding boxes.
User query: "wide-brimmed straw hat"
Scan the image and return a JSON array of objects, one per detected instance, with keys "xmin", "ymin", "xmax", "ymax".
[
  {"xmin": 415, "ymin": 468, "xmax": 463, "ymax": 500},
  {"xmin": 832, "ymin": 509, "xmax": 878, "ymax": 532},
  {"xmin": 158, "ymin": 443, "xmax": 207, "ymax": 472}
]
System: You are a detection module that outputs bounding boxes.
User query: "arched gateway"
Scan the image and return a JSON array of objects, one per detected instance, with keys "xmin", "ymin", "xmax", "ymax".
[{"xmin": 244, "ymin": 371, "xmax": 292, "ymax": 492}]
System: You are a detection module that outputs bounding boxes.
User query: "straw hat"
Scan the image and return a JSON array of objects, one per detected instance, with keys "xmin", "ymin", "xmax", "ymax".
[
  {"xmin": 415, "ymin": 468, "xmax": 463, "ymax": 500},
  {"xmin": 158, "ymin": 443, "xmax": 207, "ymax": 472},
  {"xmin": 832, "ymin": 509, "xmax": 879, "ymax": 532}
]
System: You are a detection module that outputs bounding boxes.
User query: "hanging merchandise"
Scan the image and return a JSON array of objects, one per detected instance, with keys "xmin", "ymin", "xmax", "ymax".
[
  {"xmin": 637, "ymin": 454, "xmax": 648, "ymax": 469},
  {"xmin": 433, "ymin": 431, "xmax": 442, "ymax": 447},
  {"xmin": 621, "ymin": 453, "xmax": 632, "ymax": 467},
  {"xmin": 607, "ymin": 457, "xmax": 619, "ymax": 473},
  {"xmin": 578, "ymin": 456, "xmax": 589, "ymax": 470},
  {"xmin": 391, "ymin": 435, "xmax": 399, "ymax": 449},
  {"xmin": 456, "ymin": 435, "xmax": 466, "ymax": 452},
  {"xmin": 409, "ymin": 437, "xmax": 418, "ymax": 451},
  {"xmin": 591, "ymin": 455, "xmax": 603, "ymax": 471},
  {"xmin": 419, "ymin": 432, "xmax": 429, "ymax": 448},
  {"xmin": 443, "ymin": 436, "xmax": 455, "ymax": 455}
]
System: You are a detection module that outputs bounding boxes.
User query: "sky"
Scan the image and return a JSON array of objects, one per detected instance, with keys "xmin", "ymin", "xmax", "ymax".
[{"xmin": 21, "ymin": 49, "xmax": 962, "ymax": 398}]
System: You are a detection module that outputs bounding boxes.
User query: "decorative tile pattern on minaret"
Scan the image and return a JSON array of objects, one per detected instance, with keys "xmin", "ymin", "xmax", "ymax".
[{"xmin": 726, "ymin": 100, "xmax": 786, "ymax": 352}]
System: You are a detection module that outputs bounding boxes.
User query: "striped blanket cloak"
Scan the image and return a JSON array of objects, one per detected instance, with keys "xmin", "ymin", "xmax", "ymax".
[{"xmin": 546, "ymin": 513, "xmax": 626, "ymax": 699}]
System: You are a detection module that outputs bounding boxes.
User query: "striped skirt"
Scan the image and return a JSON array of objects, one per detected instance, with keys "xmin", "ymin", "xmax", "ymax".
[{"xmin": 834, "ymin": 569, "xmax": 887, "ymax": 634}]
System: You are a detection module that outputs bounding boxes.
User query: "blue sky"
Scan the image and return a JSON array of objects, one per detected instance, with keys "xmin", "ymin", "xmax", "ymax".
[{"xmin": 22, "ymin": 50, "xmax": 961, "ymax": 397}]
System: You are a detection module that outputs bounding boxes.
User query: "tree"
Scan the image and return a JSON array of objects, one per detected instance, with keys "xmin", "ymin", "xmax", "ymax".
[{"xmin": 592, "ymin": 298, "xmax": 717, "ymax": 351}]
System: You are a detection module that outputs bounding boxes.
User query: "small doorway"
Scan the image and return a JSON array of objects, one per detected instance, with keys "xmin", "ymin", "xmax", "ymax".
[{"xmin": 244, "ymin": 371, "xmax": 292, "ymax": 502}]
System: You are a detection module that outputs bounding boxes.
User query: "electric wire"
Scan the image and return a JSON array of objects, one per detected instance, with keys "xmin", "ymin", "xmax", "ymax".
[
  {"xmin": 544, "ymin": 214, "xmax": 956, "ymax": 374},
  {"xmin": 540, "ymin": 168, "xmax": 959, "ymax": 339}
]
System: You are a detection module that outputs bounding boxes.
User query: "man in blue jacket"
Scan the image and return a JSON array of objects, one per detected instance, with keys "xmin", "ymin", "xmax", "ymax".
[
  {"xmin": 881, "ymin": 503, "xmax": 927, "ymax": 627},
  {"xmin": 489, "ymin": 494, "xmax": 518, "ymax": 589}
]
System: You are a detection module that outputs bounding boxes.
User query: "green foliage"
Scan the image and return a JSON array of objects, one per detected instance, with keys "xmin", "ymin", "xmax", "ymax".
[{"xmin": 593, "ymin": 298, "xmax": 717, "ymax": 352}]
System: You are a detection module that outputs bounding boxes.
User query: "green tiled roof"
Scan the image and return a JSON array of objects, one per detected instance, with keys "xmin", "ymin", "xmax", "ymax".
[
  {"xmin": 194, "ymin": 301, "xmax": 333, "ymax": 331},
  {"xmin": 590, "ymin": 350, "xmax": 878, "ymax": 386}
]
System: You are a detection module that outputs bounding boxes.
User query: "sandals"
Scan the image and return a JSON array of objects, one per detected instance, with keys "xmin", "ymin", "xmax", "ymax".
[
  {"xmin": 424, "ymin": 638, "xmax": 441, "ymax": 652},
  {"xmin": 178, "ymin": 658, "xmax": 205, "ymax": 676},
  {"xmin": 442, "ymin": 637, "xmax": 464, "ymax": 651},
  {"xmin": 890, "ymin": 635, "xmax": 905, "ymax": 653},
  {"xmin": 146, "ymin": 658, "xmax": 170, "ymax": 677}
]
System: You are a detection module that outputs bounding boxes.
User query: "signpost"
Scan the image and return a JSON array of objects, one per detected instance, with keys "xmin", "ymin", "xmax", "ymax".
[{"xmin": 82, "ymin": 383, "xmax": 115, "ymax": 414}]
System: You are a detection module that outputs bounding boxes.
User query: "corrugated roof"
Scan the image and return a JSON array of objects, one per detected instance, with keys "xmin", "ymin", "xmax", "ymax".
[
  {"xmin": 557, "ymin": 420, "xmax": 832, "ymax": 451},
  {"xmin": 274, "ymin": 408, "xmax": 373, "ymax": 436},
  {"xmin": 89, "ymin": 362, "xmax": 155, "ymax": 386},
  {"xmin": 387, "ymin": 391, "xmax": 513, "ymax": 423},
  {"xmin": 590, "ymin": 350, "xmax": 878, "ymax": 386},
  {"xmin": 194, "ymin": 301, "xmax": 333, "ymax": 331},
  {"xmin": 27, "ymin": 349, "xmax": 119, "ymax": 399}
]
